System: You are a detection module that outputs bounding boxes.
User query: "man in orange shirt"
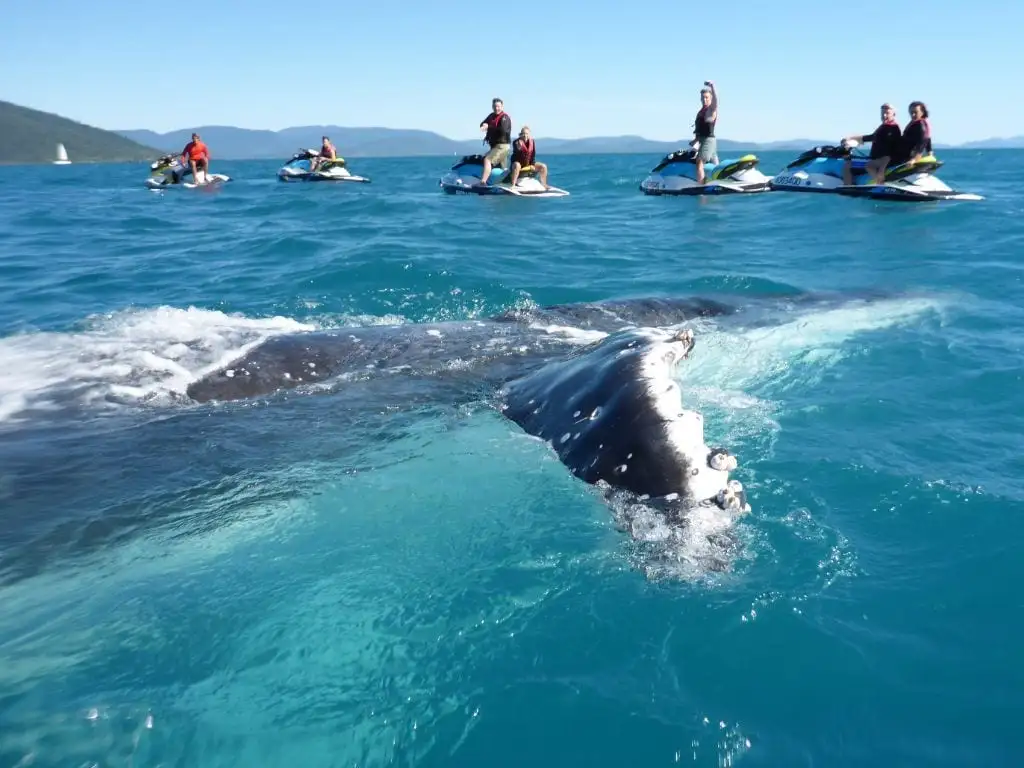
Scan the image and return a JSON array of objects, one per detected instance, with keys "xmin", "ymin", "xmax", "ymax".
[{"xmin": 180, "ymin": 132, "xmax": 212, "ymax": 183}]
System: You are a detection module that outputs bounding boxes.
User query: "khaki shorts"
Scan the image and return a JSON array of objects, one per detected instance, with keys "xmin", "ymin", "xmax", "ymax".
[
  {"xmin": 696, "ymin": 136, "xmax": 717, "ymax": 163},
  {"xmin": 484, "ymin": 143, "xmax": 511, "ymax": 168}
]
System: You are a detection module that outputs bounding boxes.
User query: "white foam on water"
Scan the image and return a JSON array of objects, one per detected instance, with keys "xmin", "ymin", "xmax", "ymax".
[
  {"xmin": 681, "ymin": 296, "xmax": 945, "ymax": 397},
  {"xmin": 595, "ymin": 297, "xmax": 946, "ymax": 580},
  {"xmin": 0, "ymin": 307, "xmax": 316, "ymax": 426}
]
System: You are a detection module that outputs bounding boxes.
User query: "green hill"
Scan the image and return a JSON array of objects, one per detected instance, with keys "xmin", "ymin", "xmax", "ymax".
[{"xmin": 0, "ymin": 100, "xmax": 160, "ymax": 164}]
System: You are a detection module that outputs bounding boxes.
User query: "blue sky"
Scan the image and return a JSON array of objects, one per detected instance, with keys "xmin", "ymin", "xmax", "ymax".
[{"xmin": 2, "ymin": 0, "xmax": 1019, "ymax": 143}]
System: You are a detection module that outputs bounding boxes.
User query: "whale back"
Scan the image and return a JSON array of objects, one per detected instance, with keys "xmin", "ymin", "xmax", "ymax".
[
  {"xmin": 490, "ymin": 296, "xmax": 737, "ymax": 331},
  {"xmin": 499, "ymin": 328, "xmax": 732, "ymax": 505}
]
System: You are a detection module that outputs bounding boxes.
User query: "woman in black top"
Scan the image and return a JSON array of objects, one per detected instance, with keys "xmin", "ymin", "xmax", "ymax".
[{"xmin": 893, "ymin": 101, "xmax": 932, "ymax": 166}]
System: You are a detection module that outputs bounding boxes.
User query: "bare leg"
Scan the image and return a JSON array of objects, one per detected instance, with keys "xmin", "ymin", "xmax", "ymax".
[
  {"xmin": 696, "ymin": 157, "xmax": 705, "ymax": 185},
  {"xmin": 843, "ymin": 157, "xmax": 853, "ymax": 185},
  {"xmin": 509, "ymin": 161, "xmax": 521, "ymax": 186},
  {"xmin": 874, "ymin": 159, "xmax": 889, "ymax": 184},
  {"xmin": 479, "ymin": 157, "xmax": 492, "ymax": 185},
  {"xmin": 536, "ymin": 162, "xmax": 549, "ymax": 188},
  {"xmin": 189, "ymin": 159, "xmax": 199, "ymax": 183}
]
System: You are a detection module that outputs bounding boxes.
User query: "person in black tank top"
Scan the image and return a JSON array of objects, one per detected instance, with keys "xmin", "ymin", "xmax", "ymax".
[{"xmin": 689, "ymin": 81, "xmax": 718, "ymax": 184}]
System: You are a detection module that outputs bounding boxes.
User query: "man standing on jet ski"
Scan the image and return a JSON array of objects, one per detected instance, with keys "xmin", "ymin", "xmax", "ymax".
[
  {"xmin": 477, "ymin": 97, "xmax": 512, "ymax": 186},
  {"xmin": 180, "ymin": 133, "xmax": 212, "ymax": 183},
  {"xmin": 841, "ymin": 103, "xmax": 901, "ymax": 185},
  {"xmin": 507, "ymin": 125, "xmax": 551, "ymax": 189},
  {"xmin": 690, "ymin": 81, "xmax": 718, "ymax": 185},
  {"xmin": 310, "ymin": 136, "xmax": 337, "ymax": 173}
]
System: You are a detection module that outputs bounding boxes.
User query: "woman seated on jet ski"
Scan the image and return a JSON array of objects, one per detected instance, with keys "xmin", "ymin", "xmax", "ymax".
[
  {"xmin": 506, "ymin": 126, "xmax": 550, "ymax": 189},
  {"xmin": 841, "ymin": 103, "xmax": 901, "ymax": 185},
  {"xmin": 310, "ymin": 136, "xmax": 336, "ymax": 173},
  {"xmin": 889, "ymin": 101, "xmax": 932, "ymax": 168}
]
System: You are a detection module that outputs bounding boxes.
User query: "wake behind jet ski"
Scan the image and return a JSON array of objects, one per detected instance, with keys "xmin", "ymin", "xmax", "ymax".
[
  {"xmin": 639, "ymin": 148, "xmax": 772, "ymax": 196},
  {"xmin": 439, "ymin": 154, "xmax": 569, "ymax": 197},
  {"xmin": 276, "ymin": 149, "xmax": 371, "ymax": 183},
  {"xmin": 769, "ymin": 139, "xmax": 982, "ymax": 201},
  {"xmin": 145, "ymin": 154, "xmax": 230, "ymax": 190}
]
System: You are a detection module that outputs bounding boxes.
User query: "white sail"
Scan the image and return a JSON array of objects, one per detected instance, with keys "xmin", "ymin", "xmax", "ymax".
[{"xmin": 53, "ymin": 143, "xmax": 71, "ymax": 165}]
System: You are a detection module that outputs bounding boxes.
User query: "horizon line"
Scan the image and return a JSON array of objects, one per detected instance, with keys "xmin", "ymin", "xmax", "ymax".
[{"xmin": 117, "ymin": 124, "xmax": 1024, "ymax": 149}]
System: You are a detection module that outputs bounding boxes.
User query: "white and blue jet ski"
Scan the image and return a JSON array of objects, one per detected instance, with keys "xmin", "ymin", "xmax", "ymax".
[
  {"xmin": 145, "ymin": 154, "xmax": 230, "ymax": 190},
  {"xmin": 439, "ymin": 154, "xmax": 569, "ymax": 197},
  {"xmin": 769, "ymin": 139, "xmax": 983, "ymax": 201},
  {"xmin": 276, "ymin": 149, "xmax": 371, "ymax": 183},
  {"xmin": 639, "ymin": 147, "xmax": 772, "ymax": 196}
]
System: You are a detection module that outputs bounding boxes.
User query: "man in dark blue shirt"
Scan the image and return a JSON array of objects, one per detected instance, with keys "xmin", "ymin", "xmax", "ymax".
[{"xmin": 842, "ymin": 103, "xmax": 902, "ymax": 185}]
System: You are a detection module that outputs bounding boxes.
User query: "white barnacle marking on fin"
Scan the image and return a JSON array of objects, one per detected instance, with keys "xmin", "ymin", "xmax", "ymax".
[
  {"xmin": 590, "ymin": 407, "xmax": 602, "ymax": 419},
  {"xmin": 615, "ymin": 464, "xmax": 628, "ymax": 474},
  {"xmin": 560, "ymin": 433, "xmax": 571, "ymax": 444},
  {"xmin": 225, "ymin": 370, "xmax": 235, "ymax": 378},
  {"xmin": 573, "ymin": 410, "xmax": 581, "ymax": 418}
]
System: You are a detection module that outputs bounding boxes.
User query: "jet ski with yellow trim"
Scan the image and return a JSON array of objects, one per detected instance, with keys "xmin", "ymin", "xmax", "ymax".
[
  {"xmin": 439, "ymin": 154, "xmax": 569, "ymax": 197},
  {"xmin": 769, "ymin": 139, "xmax": 982, "ymax": 201},
  {"xmin": 276, "ymin": 149, "xmax": 371, "ymax": 183},
  {"xmin": 145, "ymin": 154, "xmax": 231, "ymax": 189},
  {"xmin": 639, "ymin": 148, "xmax": 772, "ymax": 195}
]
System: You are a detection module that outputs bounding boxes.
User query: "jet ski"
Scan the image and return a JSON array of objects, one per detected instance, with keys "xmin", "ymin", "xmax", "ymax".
[
  {"xmin": 145, "ymin": 154, "xmax": 230, "ymax": 189},
  {"xmin": 438, "ymin": 154, "xmax": 569, "ymax": 197},
  {"xmin": 639, "ymin": 148, "xmax": 772, "ymax": 195},
  {"xmin": 769, "ymin": 140, "xmax": 983, "ymax": 201},
  {"xmin": 276, "ymin": 149, "xmax": 371, "ymax": 183}
]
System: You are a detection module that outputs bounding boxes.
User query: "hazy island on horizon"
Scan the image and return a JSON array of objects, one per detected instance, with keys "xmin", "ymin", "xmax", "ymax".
[{"xmin": 3, "ymin": 98, "xmax": 1024, "ymax": 165}]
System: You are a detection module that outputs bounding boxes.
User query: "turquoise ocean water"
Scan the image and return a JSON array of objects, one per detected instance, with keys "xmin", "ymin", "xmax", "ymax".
[{"xmin": 0, "ymin": 150, "xmax": 1022, "ymax": 766}]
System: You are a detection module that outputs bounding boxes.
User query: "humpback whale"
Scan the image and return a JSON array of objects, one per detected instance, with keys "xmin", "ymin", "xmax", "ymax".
[{"xmin": 185, "ymin": 295, "xmax": 752, "ymax": 523}]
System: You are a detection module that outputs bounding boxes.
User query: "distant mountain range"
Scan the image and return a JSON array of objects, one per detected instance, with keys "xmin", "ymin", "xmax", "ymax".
[
  {"xmin": 2, "ymin": 99, "xmax": 1022, "ymax": 165},
  {"xmin": 0, "ymin": 100, "xmax": 159, "ymax": 164},
  {"xmin": 115, "ymin": 125, "xmax": 1024, "ymax": 160}
]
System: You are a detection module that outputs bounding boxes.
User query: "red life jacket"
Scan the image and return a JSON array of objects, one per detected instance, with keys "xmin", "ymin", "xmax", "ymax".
[
  {"xmin": 908, "ymin": 117, "xmax": 933, "ymax": 153},
  {"xmin": 516, "ymin": 137, "xmax": 535, "ymax": 166}
]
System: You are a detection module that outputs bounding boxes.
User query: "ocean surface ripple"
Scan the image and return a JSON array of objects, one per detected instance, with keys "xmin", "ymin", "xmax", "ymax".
[{"xmin": 0, "ymin": 151, "xmax": 1022, "ymax": 767}]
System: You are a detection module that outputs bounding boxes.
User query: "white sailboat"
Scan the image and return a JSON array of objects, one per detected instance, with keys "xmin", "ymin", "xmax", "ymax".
[{"xmin": 53, "ymin": 142, "xmax": 71, "ymax": 165}]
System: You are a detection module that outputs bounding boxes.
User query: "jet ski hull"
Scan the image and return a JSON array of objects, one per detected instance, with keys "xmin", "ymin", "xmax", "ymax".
[
  {"xmin": 835, "ymin": 182, "xmax": 984, "ymax": 202},
  {"xmin": 640, "ymin": 151, "xmax": 772, "ymax": 196},
  {"xmin": 769, "ymin": 147, "xmax": 982, "ymax": 201},
  {"xmin": 439, "ymin": 155, "xmax": 569, "ymax": 197},
  {"xmin": 276, "ymin": 152, "xmax": 371, "ymax": 183},
  {"xmin": 145, "ymin": 159, "xmax": 230, "ymax": 190},
  {"xmin": 277, "ymin": 170, "xmax": 371, "ymax": 183}
]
